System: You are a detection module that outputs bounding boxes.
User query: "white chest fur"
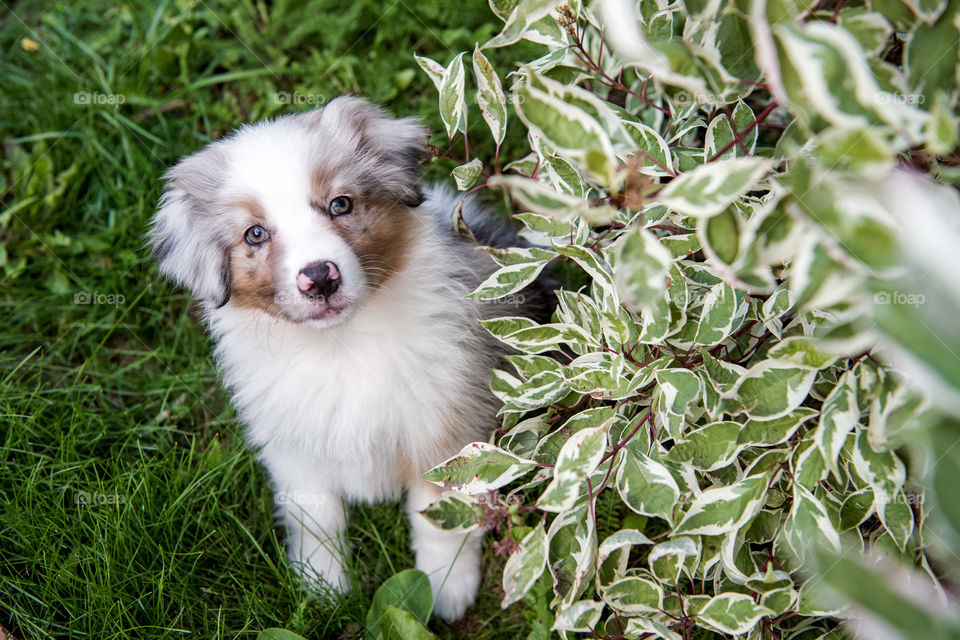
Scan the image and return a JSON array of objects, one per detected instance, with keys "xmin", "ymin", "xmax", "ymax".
[{"xmin": 204, "ymin": 232, "xmax": 499, "ymax": 500}]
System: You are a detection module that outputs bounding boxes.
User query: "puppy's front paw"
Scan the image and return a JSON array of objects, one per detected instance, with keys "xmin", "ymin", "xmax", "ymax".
[
  {"xmin": 288, "ymin": 538, "xmax": 351, "ymax": 594},
  {"xmin": 423, "ymin": 552, "xmax": 481, "ymax": 622},
  {"xmin": 417, "ymin": 549, "xmax": 482, "ymax": 622}
]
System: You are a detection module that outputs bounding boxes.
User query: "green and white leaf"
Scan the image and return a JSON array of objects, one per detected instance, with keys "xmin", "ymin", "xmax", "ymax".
[
  {"xmin": 815, "ymin": 370, "xmax": 860, "ymax": 476},
  {"xmin": 423, "ymin": 442, "xmax": 536, "ymax": 494},
  {"xmin": 421, "ymin": 492, "xmax": 482, "ymax": 533},
  {"xmin": 698, "ymin": 593, "xmax": 775, "ymax": 635},
  {"xmin": 674, "ymin": 473, "xmax": 769, "ymax": 536},
  {"xmin": 502, "ymin": 523, "xmax": 548, "ymax": 607},
  {"xmin": 658, "ymin": 158, "xmax": 772, "ymax": 218},
  {"xmin": 439, "ymin": 52, "xmax": 468, "ymax": 138},
  {"xmin": 473, "ymin": 46, "xmax": 508, "ymax": 145},
  {"xmin": 617, "ymin": 447, "xmax": 681, "ymax": 524},
  {"xmin": 452, "ymin": 159, "xmax": 483, "ymax": 191},
  {"xmin": 539, "ymin": 425, "xmax": 609, "ymax": 512}
]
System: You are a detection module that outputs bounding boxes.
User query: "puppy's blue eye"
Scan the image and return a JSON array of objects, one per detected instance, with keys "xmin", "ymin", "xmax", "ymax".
[
  {"xmin": 329, "ymin": 196, "xmax": 353, "ymax": 216},
  {"xmin": 244, "ymin": 225, "xmax": 268, "ymax": 245}
]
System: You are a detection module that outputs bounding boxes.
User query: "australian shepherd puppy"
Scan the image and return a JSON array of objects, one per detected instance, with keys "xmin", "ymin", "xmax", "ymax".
[{"xmin": 149, "ymin": 96, "xmax": 541, "ymax": 621}]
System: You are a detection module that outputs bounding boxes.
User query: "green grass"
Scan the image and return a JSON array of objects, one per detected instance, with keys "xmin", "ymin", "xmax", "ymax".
[{"xmin": 0, "ymin": 1, "xmax": 540, "ymax": 637}]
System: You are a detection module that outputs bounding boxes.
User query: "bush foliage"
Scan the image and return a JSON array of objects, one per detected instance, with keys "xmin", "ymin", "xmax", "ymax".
[{"xmin": 415, "ymin": 0, "xmax": 960, "ymax": 638}]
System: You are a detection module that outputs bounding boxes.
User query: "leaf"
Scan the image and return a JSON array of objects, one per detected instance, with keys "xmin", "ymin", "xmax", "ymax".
[
  {"xmin": 765, "ymin": 337, "xmax": 837, "ymax": 369},
  {"xmin": 539, "ymin": 425, "xmax": 608, "ymax": 512},
  {"xmin": 622, "ymin": 120, "xmax": 675, "ymax": 176},
  {"xmin": 694, "ymin": 282, "xmax": 739, "ymax": 345},
  {"xmin": 451, "ymin": 159, "xmax": 483, "ymax": 191},
  {"xmin": 552, "ymin": 600, "xmax": 604, "ymax": 632},
  {"xmin": 674, "ymin": 473, "xmax": 769, "ymax": 536},
  {"xmin": 813, "ymin": 126, "xmax": 894, "ymax": 172},
  {"xmin": 656, "ymin": 368, "xmax": 702, "ymax": 414},
  {"xmin": 547, "ymin": 504, "xmax": 597, "ymax": 606},
  {"xmin": 380, "ymin": 606, "xmax": 437, "ymax": 640},
  {"xmin": 423, "ymin": 442, "xmax": 536, "ymax": 494},
  {"xmin": 732, "ymin": 100, "xmax": 759, "ymax": 154},
  {"xmin": 813, "ymin": 546, "xmax": 960, "ymax": 640},
  {"xmin": 839, "ymin": 488, "xmax": 875, "ymax": 530},
  {"xmin": 624, "ymin": 617, "xmax": 682, "ymax": 640},
  {"xmin": 668, "ymin": 421, "xmax": 743, "ymax": 471},
  {"xmin": 905, "ymin": 0, "xmax": 960, "ymax": 103},
  {"xmin": 602, "ymin": 576, "xmax": 664, "ymax": 614},
  {"xmin": 554, "ymin": 244, "xmax": 618, "ymax": 305},
  {"xmin": 366, "ymin": 570, "xmax": 433, "ymax": 640},
  {"xmin": 783, "ymin": 484, "xmax": 842, "ymax": 561},
  {"xmin": 470, "ymin": 260, "xmax": 552, "ymax": 300},
  {"xmin": 421, "ymin": 492, "xmax": 482, "ymax": 533},
  {"xmin": 616, "ymin": 448, "xmax": 681, "ymax": 524},
  {"xmin": 705, "ymin": 113, "xmax": 738, "ymax": 161},
  {"xmin": 514, "ymin": 69, "xmax": 623, "ymax": 187},
  {"xmin": 927, "ymin": 418, "xmax": 960, "ymax": 545},
  {"xmin": 257, "ymin": 631, "xmax": 309, "ymax": 640},
  {"xmin": 658, "ymin": 158, "xmax": 772, "ymax": 218},
  {"xmin": 839, "ymin": 10, "xmax": 894, "ymax": 56},
  {"xmin": 852, "ymin": 430, "xmax": 913, "ymax": 550},
  {"xmin": 814, "ymin": 370, "xmax": 860, "ymax": 476},
  {"xmin": 484, "ymin": 0, "xmax": 563, "ymax": 48},
  {"xmin": 613, "ymin": 225, "xmax": 673, "ymax": 311},
  {"xmin": 439, "ymin": 52, "xmax": 467, "ymax": 138},
  {"xmin": 769, "ymin": 20, "xmax": 926, "ymax": 135},
  {"xmin": 597, "ymin": 529, "xmax": 654, "ymax": 562},
  {"xmin": 502, "ymin": 523, "xmax": 548, "ymax": 606},
  {"xmin": 489, "ymin": 175, "xmax": 616, "ymax": 225},
  {"xmin": 738, "ymin": 408, "xmax": 819, "ymax": 446},
  {"xmin": 534, "ymin": 407, "xmax": 616, "ymax": 464},
  {"xmin": 482, "ymin": 318, "xmax": 596, "ymax": 353},
  {"xmin": 414, "ymin": 54, "xmax": 445, "ymax": 91},
  {"xmin": 648, "ymin": 536, "xmax": 699, "ymax": 584},
  {"xmin": 697, "ymin": 593, "xmax": 775, "ymax": 635},
  {"xmin": 726, "ymin": 361, "xmax": 817, "ymax": 420},
  {"xmin": 926, "ymin": 91, "xmax": 960, "ymax": 155},
  {"xmin": 485, "ymin": 246, "xmax": 558, "ymax": 268},
  {"xmin": 473, "ymin": 46, "xmax": 508, "ymax": 145}
]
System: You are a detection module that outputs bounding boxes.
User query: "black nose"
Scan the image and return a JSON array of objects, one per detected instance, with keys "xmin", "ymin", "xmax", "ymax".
[{"xmin": 297, "ymin": 261, "xmax": 341, "ymax": 299}]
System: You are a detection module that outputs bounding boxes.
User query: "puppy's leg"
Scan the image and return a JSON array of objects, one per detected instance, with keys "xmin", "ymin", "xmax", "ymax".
[
  {"xmin": 406, "ymin": 479, "xmax": 483, "ymax": 622},
  {"xmin": 260, "ymin": 446, "xmax": 350, "ymax": 592}
]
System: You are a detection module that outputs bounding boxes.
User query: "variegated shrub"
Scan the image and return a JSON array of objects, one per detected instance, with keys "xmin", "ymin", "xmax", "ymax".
[{"xmin": 417, "ymin": 0, "xmax": 960, "ymax": 638}]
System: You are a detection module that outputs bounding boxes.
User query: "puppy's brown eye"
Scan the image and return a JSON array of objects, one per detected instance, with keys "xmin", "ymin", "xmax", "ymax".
[
  {"xmin": 329, "ymin": 196, "xmax": 353, "ymax": 216},
  {"xmin": 244, "ymin": 225, "xmax": 269, "ymax": 245}
]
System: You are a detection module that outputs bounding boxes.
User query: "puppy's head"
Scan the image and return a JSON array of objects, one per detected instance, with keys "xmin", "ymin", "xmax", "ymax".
[{"xmin": 149, "ymin": 96, "xmax": 428, "ymax": 328}]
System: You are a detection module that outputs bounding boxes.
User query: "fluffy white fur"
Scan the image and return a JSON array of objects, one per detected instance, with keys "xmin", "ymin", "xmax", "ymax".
[{"xmin": 149, "ymin": 97, "xmax": 534, "ymax": 621}]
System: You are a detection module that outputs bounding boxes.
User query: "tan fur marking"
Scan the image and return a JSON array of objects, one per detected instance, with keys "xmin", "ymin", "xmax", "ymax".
[
  {"xmin": 310, "ymin": 167, "xmax": 416, "ymax": 290},
  {"xmin": 228, "ymin": 197, "xmax": 281, "ymax": 313}
]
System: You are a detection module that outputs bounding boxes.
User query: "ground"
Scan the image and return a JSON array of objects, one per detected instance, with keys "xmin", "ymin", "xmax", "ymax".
[{"xmin": 0, "ymin": 1, "xmax": 538, "ymax": 637}]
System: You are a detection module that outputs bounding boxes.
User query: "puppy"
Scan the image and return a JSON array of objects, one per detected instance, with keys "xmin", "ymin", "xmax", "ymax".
[{"xmin": 149, "ymin": 96, "xmax": 542, "ymax": 621}]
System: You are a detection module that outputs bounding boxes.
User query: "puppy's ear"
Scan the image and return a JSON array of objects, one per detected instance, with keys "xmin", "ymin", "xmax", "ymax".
[
  {"xmin": 314, "ymin": 96, "xmax": 431, "ymax": 207},
  {"xmin": 149, "ymin": 147, "xmax": 232, "ymax": 306}
]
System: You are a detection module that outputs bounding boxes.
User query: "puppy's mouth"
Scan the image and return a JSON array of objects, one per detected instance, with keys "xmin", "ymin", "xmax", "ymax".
[
  {"xmin": 299, "ymin": 294, "xmax": 358, "ymax": 325},
  {"xmin": 304, "ymin": 300, "xmax": 349, "ymax": 321},
  {"xmin": 267, "ymin": 290, "xmax": 356, "ymax": 325}
]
